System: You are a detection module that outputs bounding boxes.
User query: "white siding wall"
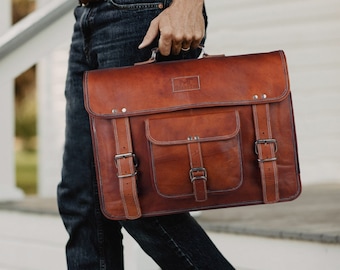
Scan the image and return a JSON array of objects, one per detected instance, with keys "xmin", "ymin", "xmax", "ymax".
[
  {"xmin": 37, "ymin": 46, "xmax": 68, "ymax": 197},
  {"xmin": 39, "ymin": 0, "xmax": 340, "ymax": 196},
  {"xmin": 205, "ymin": 0, "xmax": 340, "ymax": 185},
  {"xmin": 36, "ymin": 0, "xmax": 71, "ymax": 197}
]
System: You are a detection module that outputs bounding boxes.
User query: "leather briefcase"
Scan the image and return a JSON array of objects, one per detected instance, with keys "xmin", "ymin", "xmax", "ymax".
[{"xmin": 83, "ymin": 50, "xmax": 301, "ymax": 220}]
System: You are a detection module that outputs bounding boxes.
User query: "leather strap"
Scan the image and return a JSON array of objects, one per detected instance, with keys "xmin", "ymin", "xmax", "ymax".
[
  {"xmin": 252, "ymin": 103, "xmax": 279, "ymax": 203},
  {"xmin": 187, "ymin": 137, "xmax": 208, "ymax": 202},
  {"xmin": 112, "ymin": 117, "xmax": 142, "ymax": 219}
]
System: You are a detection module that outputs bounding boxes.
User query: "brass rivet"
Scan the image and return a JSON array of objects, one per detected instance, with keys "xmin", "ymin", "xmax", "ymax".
[{"xmin": 158, "ymin": 3, "xmax": 164, "ymax": 9}]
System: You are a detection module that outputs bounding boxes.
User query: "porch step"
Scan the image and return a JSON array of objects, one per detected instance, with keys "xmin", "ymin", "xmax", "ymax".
[{"xmin": 197, "ymin": 183, "xmax": 340, "ymax": 244}]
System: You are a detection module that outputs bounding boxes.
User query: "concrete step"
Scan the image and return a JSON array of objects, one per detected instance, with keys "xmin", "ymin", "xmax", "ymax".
[
  {"xmin": 0, "ymin": 184, "xmax": 339, "ymax": 269},
  {"xmin": 0, "ymin": 210, "xmax": 340, "ymax": 270}
]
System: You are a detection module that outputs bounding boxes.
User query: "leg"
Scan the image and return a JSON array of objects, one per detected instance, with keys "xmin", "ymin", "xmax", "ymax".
[
  {"xmin": 57, "ymin": 2, "xmax": 166, "ymax": 268},
  {"xmin": 57, "ymin": 5, "xmax": 126, "ymax": 269},
  {"xmin": 121, "ymin": 213, "xmax": 235, "ymax": 270}
]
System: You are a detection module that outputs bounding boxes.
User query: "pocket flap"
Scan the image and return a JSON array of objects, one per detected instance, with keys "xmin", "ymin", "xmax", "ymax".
[{"xmin": 145, "ymin": 111, "xmax": 240, "ymax": 145}]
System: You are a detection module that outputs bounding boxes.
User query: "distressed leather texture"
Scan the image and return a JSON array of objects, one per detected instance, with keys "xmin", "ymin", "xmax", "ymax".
[{"xmin": 84, "ymin": 51, "xmax": 301, "ymax": 220}]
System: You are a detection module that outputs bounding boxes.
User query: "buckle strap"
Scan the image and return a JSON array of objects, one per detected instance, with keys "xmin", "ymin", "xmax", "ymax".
[
  {"xmin": 252, "ymin": 103, "xmax": 279, "ymax": 203},
  {"xmin": 187, "ymin": 136, "xmax": 208, "ymax": 202},
  {"xmin": 112, "ymin": 117, "xmax": 142, "ymax": 219}
]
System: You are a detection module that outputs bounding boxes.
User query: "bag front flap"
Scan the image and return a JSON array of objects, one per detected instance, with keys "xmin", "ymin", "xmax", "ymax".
[{"xmin": 84, "ymin": 51, "xmax": 289, "ymax": 118}]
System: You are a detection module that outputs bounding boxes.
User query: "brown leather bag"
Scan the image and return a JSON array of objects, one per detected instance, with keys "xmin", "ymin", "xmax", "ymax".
[{"xmin": 83, "ymin": 50, "xmax": 301, "ymax": 220}]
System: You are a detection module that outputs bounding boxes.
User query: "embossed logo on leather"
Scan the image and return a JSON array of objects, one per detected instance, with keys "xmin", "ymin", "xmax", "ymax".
[{"xmin": 172, "ymin": 76, "xmax": 200, "ymax": 92}]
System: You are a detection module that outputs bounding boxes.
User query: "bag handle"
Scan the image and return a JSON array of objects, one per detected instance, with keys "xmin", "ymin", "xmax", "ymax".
[
  {"xmin": 134, "ymin": 45, "xmax": 216, "ymax": 66},
  {"xmin": 134, "ymin": 47, "xmax": 160, "ymax": 66}
]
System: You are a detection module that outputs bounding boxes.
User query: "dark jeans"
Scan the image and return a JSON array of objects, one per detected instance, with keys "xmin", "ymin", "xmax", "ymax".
[{"xmin": 57, "ymin": 1, "xmax": 235, "ymax": 269}]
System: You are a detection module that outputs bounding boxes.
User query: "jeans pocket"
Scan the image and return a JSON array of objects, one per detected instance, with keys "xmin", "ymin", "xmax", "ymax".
[{"xmin": 106, "ymin": 0, "xmax": 164, "ymax": 10}]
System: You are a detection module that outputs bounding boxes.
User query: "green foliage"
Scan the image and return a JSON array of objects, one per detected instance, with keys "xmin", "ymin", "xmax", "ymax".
[
  {"xmin": 16, "ymin": 150, "xmax": 37, "ymax": 194},
  {"xmin": 15, "ymin": 96, "xmax": 37, "ymax": 139},
  {"xmin": 15, "ymin": 65, "xmax": 37, "ymax": 150}
]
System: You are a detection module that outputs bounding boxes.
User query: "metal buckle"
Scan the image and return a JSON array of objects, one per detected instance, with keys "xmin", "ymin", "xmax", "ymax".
[
  {"xmin": 117, "ymin": 170, "xmax": 138, "ymax": 179},
  {"xmin": 189, "ymin": 167, "xmax": 207, "ymax": 182},
  {"xmin": 114, "ymin": 153, "xmax": 139, "ymax": 168},
  {"xmin": 254, "ymin": 139, "xmax": 278, "ymax": 155},
  {"xmin": 257, "ymin": 157, "xmax": 277, "ymax": 163},
  {"xmin": 114, "ymin": 153, "xmax": 138, "ymax": 179}
]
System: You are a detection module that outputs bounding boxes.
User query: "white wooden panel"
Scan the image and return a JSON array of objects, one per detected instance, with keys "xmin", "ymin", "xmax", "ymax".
[
  {"xmin": 0, "ymin": 0, "xmax": 25, "ymax": 201},
  {"xmin": 37, "ymin": 47, "xmax": 67, "ymax": 197},
  {"xmin": 205, "ymin": 0, "xmax": 340, "ymax": 184}
]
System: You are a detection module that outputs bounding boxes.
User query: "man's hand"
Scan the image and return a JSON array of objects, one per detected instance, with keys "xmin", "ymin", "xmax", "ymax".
[{"xmin": 138, "ymin": 0, "xmax": 205, "ymax": 56}]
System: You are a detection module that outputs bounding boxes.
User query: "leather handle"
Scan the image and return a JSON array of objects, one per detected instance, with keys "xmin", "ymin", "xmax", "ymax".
[
  {"xmin": 134, "ymin": 46, "xmax": 220, "ymax": 66},
  {"xmin": 134, "ymin": 48, "xmax": 159, "ymax": 66}
]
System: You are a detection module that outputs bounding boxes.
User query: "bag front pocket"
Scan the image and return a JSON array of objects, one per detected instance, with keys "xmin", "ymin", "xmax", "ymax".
[{"xmin": 145, "ymin": 110, "xmax": 243, "ymax": 200}]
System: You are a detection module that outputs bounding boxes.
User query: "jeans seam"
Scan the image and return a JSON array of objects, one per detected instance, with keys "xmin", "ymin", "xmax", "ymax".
[
  {"xmin": 79, "ymin": 5, "xmax": 100, "ymax": 68},
  {"xmin": 91, "ymin": 159, "xmax": 107, "ymax": 270},
  {"xmin": 79, "ymin": 6, "xmax": 91, "ymax": 65},
  {"xmin": 154, "ymin": 218, "xmax": 196, "ymax": 270}
]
